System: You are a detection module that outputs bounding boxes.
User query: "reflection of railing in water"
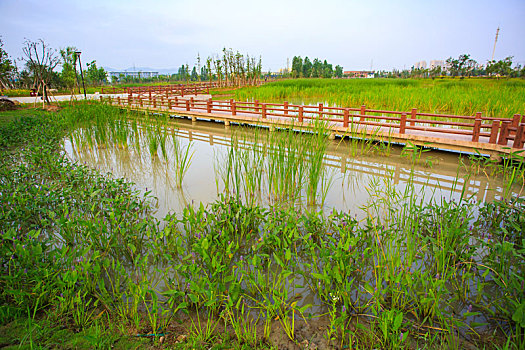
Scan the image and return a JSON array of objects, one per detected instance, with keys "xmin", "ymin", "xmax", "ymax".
[{"xmin": 169, "ymin": 120, "xmax": 511, "ymax": 203}]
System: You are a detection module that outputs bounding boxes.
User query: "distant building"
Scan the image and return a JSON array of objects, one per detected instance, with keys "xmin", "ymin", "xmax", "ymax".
[
  {"xmin": 343, "ymin": 71, "xmax": 375, "ymax": 78},
  {"xmin": 107, "ymin": 71, "xmax": 159, "ymax": 80},
  {"xmin": 414, "ymin": 61, "xmax": 427, "ymax": 69},
  {"xmin": 429, "ymin": 60, "xmax": 445, "ymax": 69}
]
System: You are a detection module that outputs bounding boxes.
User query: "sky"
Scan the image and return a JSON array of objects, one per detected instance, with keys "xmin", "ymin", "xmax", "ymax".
[{"xmin": 1, "ymin": 0, "xmax": 524, "ymax": 72}]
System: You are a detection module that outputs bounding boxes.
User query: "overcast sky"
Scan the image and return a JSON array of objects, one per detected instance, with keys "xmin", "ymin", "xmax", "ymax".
[{"xmin": 1, "ymin": 0, "xmax": 524, "ymax": 72}]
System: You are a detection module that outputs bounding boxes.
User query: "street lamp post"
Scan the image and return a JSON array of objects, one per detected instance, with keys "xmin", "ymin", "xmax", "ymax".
[{"xmin": 75, "ymin": 51, "xmax": 87, "ymax": 99}]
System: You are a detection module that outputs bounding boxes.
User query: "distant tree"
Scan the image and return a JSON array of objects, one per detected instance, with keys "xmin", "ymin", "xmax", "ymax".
[
  {"xmin": 214, "ymin": 59, "xmax": 223, "ymax": 86},
  {"xmin": 200, "ymin": 66, "xmax": 208, "ymax": 81},
  {"xmin": 486, "ymin": 56, "xmax": 513, "ymax": 77},
  {"xmin": 177, "ymin": 65, "xmax": 186, "ymax": 81},
  {"xmin": 0, "ymin": 37, "xmax": 16, "ymax": 89},
  {"xmin": 334, "ymin": 65, "xmax": 343, "ymax": 78},
  {"xmin": 206, "ymin": 57, "xmax": 213, "ymax": 83},
  {"xmin": 446, "ymin": 54, "xmax": 474, "ymax": 77},
  {"xmin": 322, "ymin": 60, "xmax": 333, "ymax": 78},
  {"xmin": 21, "ymin": 38, "xmax": 60, "ymax": 102},
  {"xmin": 59, "ymin": 46, "xmax": 78, "ymax": 92},
  {"xmin": 446, "ymin": 57, "xmax": 460, "ymax": 77},
  {"xmin": 185, "ymin": 64, "xmax": 190, "ymax": 84},
  {"xmin": 191, "ymin": 66, "xmax": 198, "ymax": 81},
  {"xmin": 458, "ymin": 54, "xmax": 473, "ymax": 77},
  {"xmin": 291, "ymin": 56, "xmax": 303, "ymax": 78},
  {"xmin": 196, "ymin": 53, "xmax": 201, "ymax": 81},
  {"xmin": 429, "ymin": 65, "xmax": 442, "ymax": 79},
  {"xmin": 85, "ymin": 60, "xmax": 107, "ymax": 85},
  {"xmin": 311, "ymin": 58, "xmax": 322, "ymax": 77},
  {"xmin": 302, "ymin": 57, "xmax": 312, "ymax": 78}
]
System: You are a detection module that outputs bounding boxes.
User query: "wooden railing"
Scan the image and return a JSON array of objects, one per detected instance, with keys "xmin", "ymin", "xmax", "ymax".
[
  {"xmin": 101, "ymin": 82, "xmax": 219, "ymax": 96},
  {"xmin": 101, "ymin": 95, "xmax": 525, "ymax": 149},
  {"xmin": 100, "ymin": 80, "xmax": 263, "ymax": 96}
]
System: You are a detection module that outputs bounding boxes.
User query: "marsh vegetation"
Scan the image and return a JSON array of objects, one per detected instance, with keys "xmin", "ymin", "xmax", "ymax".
[
  {"xmin": 1, "ymin": 102, "xmax": 524, "ymax": 349},
  {"xmin": 234, "ymin": 78, "xmax": 525, "ymax": 119}
]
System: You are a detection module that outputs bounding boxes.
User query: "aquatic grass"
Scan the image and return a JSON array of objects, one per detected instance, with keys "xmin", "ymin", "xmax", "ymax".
[
  {"xmin": 235, "ymin": 78, "xmax": 525, "ymax": 118},
  {"xmin": 172, "ymin": 135, "xmax": 195, "ymax": 188}
]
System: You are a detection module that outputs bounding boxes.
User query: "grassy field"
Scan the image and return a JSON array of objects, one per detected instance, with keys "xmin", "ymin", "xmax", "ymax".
[
  {"xmin": 0, "ymin": 104, "xmax": 524, "ymax": 349},
  {"xmin": 234, "ymin": 78, "xmax": 525, "ymax": 119}
]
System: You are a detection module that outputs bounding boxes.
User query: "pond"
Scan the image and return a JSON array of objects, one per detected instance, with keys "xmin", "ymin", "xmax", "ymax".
[{"xmin": 63, "ymin": 115, "xmax": 515, "ymax": 220}]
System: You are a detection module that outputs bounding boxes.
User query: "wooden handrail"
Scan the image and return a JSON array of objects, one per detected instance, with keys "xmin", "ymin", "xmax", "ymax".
[{"xmin": 100, "ymin": 95, "xmax": 525, "ymax": 149}]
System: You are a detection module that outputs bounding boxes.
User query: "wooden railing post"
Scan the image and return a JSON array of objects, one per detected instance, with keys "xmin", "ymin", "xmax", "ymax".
[
  {"xmin": 181, "ymin": 86, "xmax": 185, "ymax": 97},
  {"xmin": 185, "ymin": 99, "xmax": 190, "ymax": 111},
  {"xmin": 498, "ymin": 121, "xmax": 511, "ymax": 145},
  {"xmin": 232, "ymin": 101, "xmax": 237, "ymax": 115},
  {"xmin": 399, "ymin": 113, "xmax": 407, "ymax": 134},
  {"xmin": 410, "ymin": 108, "xmax": 417, "ymax": 126},
  {"xmin": 489, "ymin": 120, "xmax": 499, "ymax": 144},
  {"xmin": 153, "ymin": 98, "xmax": 156, "ymax": 109},
  {"xmin": 174, "ymin": 96, "xmax": 178, "ymax": 106},
  {"xmin": 343, "ymin": 108, "xmax": 349, "ymax": 128},
  {"xmin": 284, "ymin": 101, "xmax": 288, "ymax": 116},
  {"xmin": 513, "ymin": 123, "xmax": 525, "ymax": 149},
  {"xmin": 360, "ymin": 105, "xmax": 366, "ymax": 122},
  {"xmin": 148, "ymin": 90, "xmax": 152, "ymax": 100},
  {"xmin": 207, "ymin": 99, "xmax": 212, "ymax": 113},
  {"xmin": 319, "ymin": 103, "xmax": 323, "ymax": 120},
  {"xmin": 262, "ymin": 104, "xmax": 267, "ymax": 119},
  {"xmin": 299, "ymin": 106, "xmax": 304, "ymax": 123},
  {"xmin": 168, "ymin": 99, "xmax": 172, "ymax": 109},
  {"xmin": 512, "ymin": 114, "xmax": 521, "ymax": 128},
  {"xmin": 117, "ymin": 96, "xmax": 121, "ymax": 105},
  {"xmin": 190, "ymin": 97, "xmax": 194, "ymax": 108},
  {"xmin": 472, "ymin": 112, "xmax": 482, "ymax": 142}
]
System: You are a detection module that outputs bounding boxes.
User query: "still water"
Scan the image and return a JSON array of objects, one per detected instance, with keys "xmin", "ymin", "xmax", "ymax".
[{"xmin": 63, "ymin": 116, "xmax": 514, "ymax": 219}]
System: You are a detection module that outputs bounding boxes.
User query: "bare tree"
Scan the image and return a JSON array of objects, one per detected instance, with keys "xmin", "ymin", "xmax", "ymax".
[{"xmin": 21, "ymin": 38, "xmax": 60, "ymax": 103}]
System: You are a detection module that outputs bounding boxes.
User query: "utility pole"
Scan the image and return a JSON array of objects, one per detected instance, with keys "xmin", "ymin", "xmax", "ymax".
[
  {"xmin": 75, "ymin": 51, "xmax": 87, "ymax": 99},
  {"xmin": 491, "ymin": 27, "xmax": 500, "ymax": 62}
]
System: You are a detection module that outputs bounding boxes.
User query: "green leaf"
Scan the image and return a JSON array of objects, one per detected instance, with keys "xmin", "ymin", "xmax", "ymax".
[{"xmin": 393, "ymin": 311, "xmax": 403, "ymax": 331}]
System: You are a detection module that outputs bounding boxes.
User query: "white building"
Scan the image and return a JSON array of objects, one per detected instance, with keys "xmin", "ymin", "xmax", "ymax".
[
  {"xmin": 429, "ymin": 60, "xmax": 445, "ymax": 69},
  {"xmin": 414, "ymin": 61, "xmax": 427, "ymax": 69}
]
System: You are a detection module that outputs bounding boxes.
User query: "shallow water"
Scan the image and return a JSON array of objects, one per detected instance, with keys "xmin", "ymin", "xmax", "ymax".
[{"xmin": 63, "ymin": 117, "xmax": 515, "ymax": 219}]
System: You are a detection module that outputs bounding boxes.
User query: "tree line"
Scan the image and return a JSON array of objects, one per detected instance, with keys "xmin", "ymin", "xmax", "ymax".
[
  {"xmin": 0, "ymin": 37, "xmax": 107, "ymax": 95},
  {"xmin": 291, "ymin": 56, "xmax": 343, "ymax": 78},
  {"xmin": 171, "ymin": 48, "xmax": 263, "ymax": 87},
  {"xmin": 376, "ymin": 54, "xmax": 525, "ymax": 79}
]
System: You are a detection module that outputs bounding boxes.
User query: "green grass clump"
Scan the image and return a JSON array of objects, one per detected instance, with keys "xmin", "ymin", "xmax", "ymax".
[{"xmin": 235, "ymin": 78, "xmax": 525, "ymax": 118}]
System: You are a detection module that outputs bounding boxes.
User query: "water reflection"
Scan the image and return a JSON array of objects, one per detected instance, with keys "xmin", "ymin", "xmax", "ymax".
[{"xmin": 64, "ymin": 117, "xmax": 516, "ymax": 219}]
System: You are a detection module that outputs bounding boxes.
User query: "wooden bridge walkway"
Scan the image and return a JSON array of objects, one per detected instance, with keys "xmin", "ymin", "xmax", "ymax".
[{"xmin": 100, "ymin": 94, "xmax": 525, "ymax": 159}]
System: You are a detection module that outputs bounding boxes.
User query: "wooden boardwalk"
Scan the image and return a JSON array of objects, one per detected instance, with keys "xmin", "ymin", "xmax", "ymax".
[{"xmin": 100, "ymin": 94, "xmax": 525, "ymax": 159}]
